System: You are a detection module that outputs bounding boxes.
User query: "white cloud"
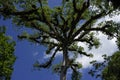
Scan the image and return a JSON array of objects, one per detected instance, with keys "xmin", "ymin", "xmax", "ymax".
[
  {"xmin": 94, "ymin": 14, "xmax": 120, "ymax": 27},
  {"xmin": 105, "ymin": 15, "xmax": 120, "ymax": 23},
  {"xmin": 76, "ymin": 13, "xmax": 120, "ymax": 69},
  {"xmin": 42, "ymin": 33, "xmax": 118, "ymax": 68},
  {"xmin": 76, "ymin": 32, "xmax": 118, "ymax": 68}
]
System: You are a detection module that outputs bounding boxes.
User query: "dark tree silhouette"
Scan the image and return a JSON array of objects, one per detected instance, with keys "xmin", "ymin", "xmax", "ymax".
[{"xmin": 107, "ymin": 0, "xmax": 120, "ymax": 9}]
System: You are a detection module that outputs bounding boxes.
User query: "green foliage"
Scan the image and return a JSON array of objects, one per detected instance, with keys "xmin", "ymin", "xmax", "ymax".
[
  {"xmin": 117, "ymin": 37, "xmax": 120, "ymax": 50},
  {"xmin": 89, "ymin": 51, "xmax": 120, "ymax": 80},
  {"xmin": 102, "ymin": 51, "xmax": 120, "ymax": 80},
  {"xmin": 116, "ymin": 23, "xmax": 120, "ymax": 49},
  {"xmin": 0, "ymin": 0, "xmax": 120, "ymax": 80},
  {"xmin": 0, "ymin": 26, "xmax": 16, "ymax": 80}
]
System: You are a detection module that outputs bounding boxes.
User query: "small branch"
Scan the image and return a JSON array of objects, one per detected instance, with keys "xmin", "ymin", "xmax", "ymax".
[
  {"xmin": 68, "ymin": 47, "xmax": 91, "ymax": 57},
  {"xmin": 75, "ymin": 31, "xmax": 89, "ymax": 41},
  {"xmin": 37, "ymin": 47, "xmax": 60, "ymax": 68},
  {"xmin": 77, "ymin": 38, "xmax": 94, "ymax": 46},
  {"xmin": 71, "ymin": 66, "xmax": 77, "ymax": 72},
  {"xmin": 38, "ymin": 0, "xmax": 42, "ymax": 8},
  {"xmin": 30, "ymin": 22, "xmax": 62, "ymax": 41}
]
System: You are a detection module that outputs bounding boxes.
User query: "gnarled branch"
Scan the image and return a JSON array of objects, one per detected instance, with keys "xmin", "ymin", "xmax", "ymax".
[{"xmin": 36, "ymin": 47, "xmax": 60, "ymax": 68}]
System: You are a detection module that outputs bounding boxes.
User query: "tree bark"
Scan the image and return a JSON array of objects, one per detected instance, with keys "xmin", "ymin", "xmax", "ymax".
[
  {"xmin": 60, "ymin": 66, "xmax": 67, "ymax": 80},
  {"xmin": 60, "ymin": 44, "xmax": 69, "ymax": 80}
]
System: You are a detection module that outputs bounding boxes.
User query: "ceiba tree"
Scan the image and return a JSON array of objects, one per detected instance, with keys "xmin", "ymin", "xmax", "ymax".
[
  {"xmin": 0, "ymin": 26, "xmax": 16, "ymax": 80},
  {"xmin": 0, "ymin": 0, "xmax": 120, "ymax": 80}
]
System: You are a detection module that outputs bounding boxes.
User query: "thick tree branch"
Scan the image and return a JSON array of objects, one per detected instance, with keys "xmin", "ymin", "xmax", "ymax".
[
  {"xmin": 72, "ymin": 8, "xmax": 114, "ymax": 39},
  {"xmin": 0, "ymin": 7, "xmax": 38, "ymax": 15},
  {"xmin": 74, "ymin": 26, "xmax": 113, "ymax": 43},
  {"xmin": 38, "ymin": 0, "xmax": 43, "ymax": 8},
  {"xmin": 75, "ymin": 31, "xmax": 89, "ymax": 41},
  {"xmin": 68, "ymin": 0, "xmax": 90, "ymax": 39},
  {"xmin": 0, "ymin": 2, "xmax": 59, "ymax": 39},
  {"xmin": 77, "ymin": 38, "xmax": 94, "ymax": 46},
  {"xmin": 18, "ymin": 35, "xmax": 60, "ymax": 47},
  {"xmin": 73, "ymin": 0, "xmax": 77, "ymax": 12},
  {"xmin": 30, "ymin": 22, "xmax": 63, "ymax": 42},
  {"xmin": 72, "ymin": 12, "xmax": 104, "ymax": 39}
]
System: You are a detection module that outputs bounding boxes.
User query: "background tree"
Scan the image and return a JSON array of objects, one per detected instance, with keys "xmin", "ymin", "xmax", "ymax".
[
  {"xmin": 102, "ymin": 51, "xmax": 120, "ymax": 80},
  {"xmin": 89, "ymin": 51, "xmax": 120, "ymax": 80},
  {"xmin": 0, "ymin": 0, "xmax": 120, "ymax": 80},
  {"xmin": 0, "ymin": 26, "xmax": 16, "ymax": 80},
  {"xmin": 89, "ymin": 33, "xmax": 120, "ymax": 80}
]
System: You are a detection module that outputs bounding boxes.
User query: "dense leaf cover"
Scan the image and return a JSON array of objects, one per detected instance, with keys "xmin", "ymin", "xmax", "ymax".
[
  {"xmin": 102, "ymin": 51, "xmax": 120, "ymax": 80},
  {"xmin": 0, "ymin": 26, "xmax": 16, "ymax": 80}
]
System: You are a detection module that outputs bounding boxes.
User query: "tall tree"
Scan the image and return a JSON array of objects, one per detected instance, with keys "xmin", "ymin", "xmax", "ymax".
[
  {"xmin": 0, "ymin": 26, "xmax": 16, "ymax": 80},
  {"xmin": 0, "ymin": 0, "xmax": 120, "ymax": 80}
]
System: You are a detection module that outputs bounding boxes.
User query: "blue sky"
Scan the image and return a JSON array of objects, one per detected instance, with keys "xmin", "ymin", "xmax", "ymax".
[{"xmin": 0, "ymin": 0, "xmax": 119, "ymax": 80}]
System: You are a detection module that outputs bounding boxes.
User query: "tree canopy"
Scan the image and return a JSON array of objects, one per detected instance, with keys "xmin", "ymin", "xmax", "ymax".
[
  {"xmin": 0, "ymin": 26, "xmax": 16, "ymax": 80},
  {"xmin": 0, "ymin": 0, "xmax": 120, "ymax": 80}
]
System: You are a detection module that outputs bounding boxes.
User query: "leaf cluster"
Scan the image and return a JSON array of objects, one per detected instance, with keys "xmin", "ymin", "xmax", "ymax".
[{"xmin": 0, "ymin": 26, "xmax": 16, "ymax": 80}]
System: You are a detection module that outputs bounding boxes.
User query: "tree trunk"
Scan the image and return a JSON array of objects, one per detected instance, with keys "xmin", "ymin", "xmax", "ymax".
[
  {"xmin": 60, "ymin": 66, "xmax": 67, "ymax": 80},
  {"xmin": 60, "ymin": 45, "xmax": 69, "ymax": 80}
]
